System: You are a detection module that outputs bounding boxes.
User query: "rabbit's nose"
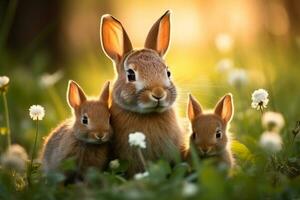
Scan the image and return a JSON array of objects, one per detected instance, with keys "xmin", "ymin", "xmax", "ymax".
[
  {"xmin": 201, "ymin": 147, "xmax": 211, "ymax": 154},
  {"xmin": 151, "ymin": 87, "xmax": 166, "ymax": 100},
  {"xmin": 202, "ymin": 148, "xmax": 208, "ymax": 153}
]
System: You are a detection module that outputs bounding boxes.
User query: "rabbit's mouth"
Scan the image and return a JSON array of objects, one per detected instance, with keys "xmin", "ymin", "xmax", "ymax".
[
  {"xmin": 137, "ymin": 101, "xmax": 170, "ymax": 113},
  {"xmin": 75, "ymin": 132, "xmax": 110, "ymax": 144}
]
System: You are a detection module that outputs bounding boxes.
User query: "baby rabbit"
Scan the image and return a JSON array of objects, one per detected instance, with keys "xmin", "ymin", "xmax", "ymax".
[
  {"xmin": 187, "ymin": 94, "xmax": 235, "ymax": 168},
  {"xmin": 100, "ymin": 10, "xmax": 185, "ymax": 176},
  {"xmin": 41, "ymin": 80, "xmax": 112, "ymax": 175}
]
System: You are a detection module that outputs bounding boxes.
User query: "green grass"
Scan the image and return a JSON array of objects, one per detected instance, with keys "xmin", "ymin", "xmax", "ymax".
[{"xmin": 1, "ymin": 6, "xmax": 300, "ymax": 199}]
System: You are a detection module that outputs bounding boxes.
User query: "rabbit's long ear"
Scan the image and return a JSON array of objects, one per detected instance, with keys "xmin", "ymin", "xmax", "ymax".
[
  {"xmin": 99, "ymin": 81, "xmax": 110, "ymax": 106},
  {"xmin": 214, "ymin": 94, "xmax": 234, "ymax": 123},
  {"xmin": 145, "ymin": 10, "xmax": 171, "ymax": 57},
  {"xmin": 187, "ymin": 94, "xmax": 203, "ymax": 121},
  {"xmin": 67, "ymin": 80, "xmax": 87, "ymax": 109},
  {"xmin": 100, "ymin": 15, "xmax": 133, "ymax": 63}
]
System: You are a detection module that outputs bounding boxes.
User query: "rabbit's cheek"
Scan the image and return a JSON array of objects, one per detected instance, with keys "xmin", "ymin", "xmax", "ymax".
[{"xmin": 120, "ymin": 90, "xmax": 135, "ymax": 104}]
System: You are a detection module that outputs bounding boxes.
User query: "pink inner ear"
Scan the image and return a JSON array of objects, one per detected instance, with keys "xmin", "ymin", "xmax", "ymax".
[
  {"xmin": 101, "ymin": 15, "xmax": 133, "ymax": 64},
  {"xmin": 188, "ymin": 95, "xmax": 202, "ymax": 121},
  {"xmin": 221, "ymin": 96, "xmax": 233, "ymax": 123},
  {"xmin": 68, "ymin": 81, "xmax": 87, "ymax": 108},
  {"xmin": 157, "ymin": 17, "xmax": 170, "ymax": 55},
  {"xmin": 69, "ymin": 84, "xmax": 81, "ymax": 107},
  {"xmin": 102, "ymin": 20, "xmax": 124, "ymax": 60}
]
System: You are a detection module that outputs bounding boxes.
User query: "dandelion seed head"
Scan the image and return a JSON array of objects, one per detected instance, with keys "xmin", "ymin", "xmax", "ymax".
[
  {"xmin": 259, "ymin": 131, "xmax": 282, "ymax": 153},
  {"xmin": 215, "ymin": 33, "xmax": 234, "ymax": 53},
  {"xmin": 216, "ymin": 58, "xmax": 233, "ymax": 72},
  {"xmin": 228, "ymin": 68, "xmax": 248, "ymax": 88},
  {"xmin": 29, "ymin": 105, "xmax": 45, "ymax": 120},
  {"xmin": 128, "ymin": 132, "xmax": 146, "ymax": 149},
  {"xmin": 40, "ymin": 70, "xmax": 63, "ymax": 88},
  {"xmin": 1, "ymin": 144, "xmax": 28, "ymax": 173},
  {"xmin": 251, "ymin": 89, "xmax": 269, "ymax": 110},
  {"xmin": 109, "ymin": 159, "xmax": 120, "ymax": 169},
  {"xmin": 262, "ymin": 111, "xmax": 285, "ymax": 132},
  {"xmin": 0, "ymin": 76, "xmax": 9, "ymax": 90}
]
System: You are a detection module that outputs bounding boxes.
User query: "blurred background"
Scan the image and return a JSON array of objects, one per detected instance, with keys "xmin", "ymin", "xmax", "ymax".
[{"xmin": 0, "ymin": 0, "xmax": 300, "ymax": 153}]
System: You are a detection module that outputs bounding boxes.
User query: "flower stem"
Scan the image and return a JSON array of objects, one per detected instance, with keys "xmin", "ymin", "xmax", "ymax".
[
  {"xmin": 137, "ymin": 148, "xmax": 147, "ymax": 170},
  {"xmin": 28, "ymin": 120, "xmax": 39, "ymax": 186},
  {"xmin": 2, "ymin": 92, "xmax": 11, "ymax": 148},
  {"xmin": 259, "ymin": 106, "xmax": 264, "ymax": 115}
]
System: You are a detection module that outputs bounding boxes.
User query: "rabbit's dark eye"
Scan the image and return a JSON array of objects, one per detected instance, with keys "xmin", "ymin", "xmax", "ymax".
[
  {"xmin": 82, "ymin": 115, "xmax": 88, "ymax": 125},
  {"xmin": 167, "ymin": 70, "xmax": 171, "ymax": 78},
  {"xmin": 126, "ymin": 69, "xmax": 136, "ymax": 82},
  {"xmin": 191, "ymin": 132, "xmax": 196, "ymax": 140},
  {"xmin": 216, "ymin": 130, "xmax": 222, "ymax": 139}
]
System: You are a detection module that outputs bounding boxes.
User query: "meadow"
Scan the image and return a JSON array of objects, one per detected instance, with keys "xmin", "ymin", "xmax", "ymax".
[{"xmin": 0, "ymin": 0, "xmax": 300, "ymax": 199}]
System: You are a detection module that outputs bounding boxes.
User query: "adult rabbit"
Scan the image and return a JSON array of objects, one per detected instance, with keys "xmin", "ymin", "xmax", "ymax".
[{"xmin": 100, "ymin": 10, "xmax": 185, "ymax": 176}]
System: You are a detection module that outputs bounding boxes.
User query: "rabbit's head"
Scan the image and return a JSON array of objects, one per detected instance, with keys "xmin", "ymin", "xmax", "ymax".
[
  {"xmin": 100, "ymin": 11, "xmax": 176, "ymax": 113},
  {"xmin": 67, "ymin": 80, "xmax": 112, "ymax": 144},
  {"xmin": 187, "ymin": 94, "xmax": 234, "ymax": 157}
]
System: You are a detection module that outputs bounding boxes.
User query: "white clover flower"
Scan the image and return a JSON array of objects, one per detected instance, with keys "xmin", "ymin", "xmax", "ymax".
[
  {"xmin": 182, "ymin": 182, "xmax": 198, "ymax": 197},
  {"xmin": 251, "ymin": 89, "xmax": 269, "ymax": 110},
  {"xmin": 129, "ymin": 132, "xmax": 146, "ymax": 149},
  {"xmin": 262, "ymin": 111, "xmax": 285, "ymax": 132},
  {"xmin": 109, "ymin": 159, "xmax": 120, "ymax": 169},
  {"xmin": 259, "ymin": 131, "xmax": 282, "ymax": 153},
  {"xmin": 40, "ymin": 70, "xmax": 63, "ymax": 88},
  {"xmin": 29, "ymin": 105, "xmax": 45, "ymax": 120},
  {"xmin": 215, "ymin": 33, "xmax": 234, "ymax": 53},
  {"xmin": 216, "ymin": 58, "xmax": 233, "ymax": 72},
  {"xmin": 1, "ymin": 144, "xmax": 28, "ymax": 173},
  {"xmin": 134, "ymin": 171, "xmax": 149, "ymax": 180},
  {"xmin": 228, "ymin": 68, "xmax": 248, "ymax": 88},
  {"xmin": 0, "ymin": 76, "xmax": 9, "ymax": 88}
]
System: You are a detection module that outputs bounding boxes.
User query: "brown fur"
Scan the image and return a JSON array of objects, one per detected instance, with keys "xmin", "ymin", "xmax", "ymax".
[
  {"xmin": 110, "ymin": 101, "xmax": 184, "ymax": 175},
  {"xmin": 41, "ymin": 81, "xmax": 112, "ymax": 174},
  {"xmin": 186, "ymin": 94, "xmax": 235, "ymax": 168},
  {"xmin": 101, "ymin": 11, "xmax": 185, "ymax": 176},
  {"xmin": 41, "ymin": 119, "xmax": 110, "ymax": 173}
]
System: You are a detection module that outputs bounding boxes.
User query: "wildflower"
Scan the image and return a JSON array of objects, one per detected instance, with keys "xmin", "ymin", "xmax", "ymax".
[
  {"xmin": 134, "ymin": 171, "xmax": 149, "ymax": 180},
  {"xmin": 215, "ymin": 33, "xmax": 234, "ymax": 53},
  {"xmin": 0, "ymin": 76, "xmax": 11, "ymax": 146},
  {"xmin": 216, "ymin": 58, "xmax": 233, "ymax": 72},
  {"xmin": 259, "ymin": 131, "xmax": 282, "ymax": 153},
  {"xmin": 109, "ymin": 159, "xmax": 120, "ymax": 169},
  {"xmin": 0, "ymin": 76, "xmax": 9, "ymax": 93},
  {"xmin": 1, "ymin": 144, "xmax": 28, "ymax": 173},
  {"xmin": 29, "ymin": 105, "xmax": 45, "ymax": 120},
  {"xmin": 182, "ymin": 182, "xmax": 198, "ymax": 197},
  {"xmin": 40, "ymin": 70, "xmax": 63, "ymax": 88},
  {"xmin": 251, "ymin": 89, "xmax": 269, "ymax": 111},
  {"xmin": 262, "ymin": 111, "xmax": 285, "ymax": 132},
  {"xmin": 228, "ymin": 68, "xmax": 248, "ymax": 88},
  {"xmin": 129, "ymin": 132, "xmax": 146, "ymax": 149},
  {"xmin": 0, "ymin": 76, "xmax": 9, "ymax": 88},
  {"xmin": 28, "ymin": 105, "xmax": 45, "ymax": 185}
]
